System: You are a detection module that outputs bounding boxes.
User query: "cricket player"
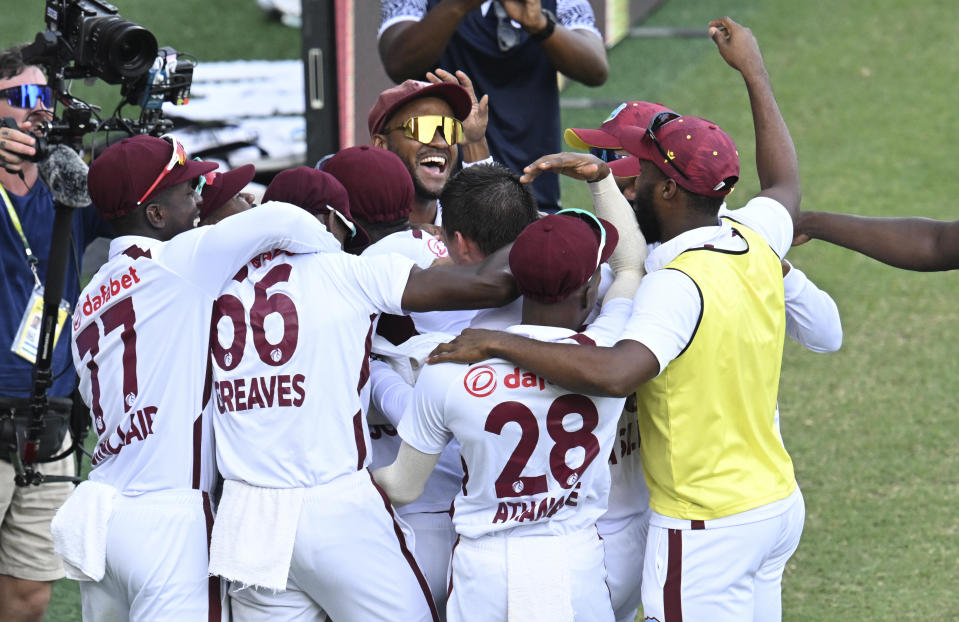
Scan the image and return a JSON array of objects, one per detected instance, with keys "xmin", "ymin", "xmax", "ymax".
[
  {"xmin": 205, "ymin": 181, "xmax": 520, "ymax": 620},
  {"xmin": 374, "ymin": 159, "xmax": 648, "ymax": 620},
  {"xmin": 50, "ymin": 135, "xmax": 341, "ymax": 621}
]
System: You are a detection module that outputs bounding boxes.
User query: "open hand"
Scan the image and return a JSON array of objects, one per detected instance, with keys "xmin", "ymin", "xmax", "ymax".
[
  {"xmin": 521, "ymin": 152, "xmax": 610, "ymax": 184},
  {"xmin": 426, "ymin": 69, "xmax": 489, "ymax": 145}
]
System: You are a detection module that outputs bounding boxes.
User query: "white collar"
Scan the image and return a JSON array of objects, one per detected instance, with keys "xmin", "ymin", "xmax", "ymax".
[
  {"xmin": 107, "ymin": 235, "xmax": 163, "ymax": 260},
  {"xmin": 506, "ymin": 324, "xmax": 578, "ymax": 342}
]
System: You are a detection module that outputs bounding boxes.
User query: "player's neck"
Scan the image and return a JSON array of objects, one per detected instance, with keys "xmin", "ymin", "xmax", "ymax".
[
  {"xmin": 521, "ymin": 299, "xmax": 584, "ymax": 332},
  {"xmin": 408, "ymin": 198, "xmax": 437, "ymax": 226},
  {"xmin": 0, "ymin": 164, "xmax": 37, "ymax": 197}
]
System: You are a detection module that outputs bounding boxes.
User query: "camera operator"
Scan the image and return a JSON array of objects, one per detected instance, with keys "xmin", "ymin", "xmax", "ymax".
[{"xmin": 0, "ymin": 44, "xmax": 108, "ymax": 622}]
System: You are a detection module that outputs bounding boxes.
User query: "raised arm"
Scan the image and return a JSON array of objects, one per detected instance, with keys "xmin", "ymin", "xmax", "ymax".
[
  {"xmin": 794, "ymin": 211, "xmax": 959, "ymax": 271},
  {"xmin": 500, "ymin": 0, "xmax": 608, "ymax": 85},
  {"xmin": 710, "ymin": 17, "xmax": 800, "ymax": 221},
  {"xmin": 378, "ymin": 0, "xmax": 483, "ymax": 82},
  {"xmin": 782, "ymin": 260, "xmax": 843, "ymax": 352}
]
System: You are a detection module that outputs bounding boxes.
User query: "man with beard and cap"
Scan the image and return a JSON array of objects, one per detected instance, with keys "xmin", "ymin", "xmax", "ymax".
[
  {"xmin": 564, "ymin": 100, "xmax": 842, "ymax": 622},
  {"xmin": 205, "ymin": 164, "xmax": 525, "ymax": 622},
  {"xmin": 0, "ymin": 45, "xmax": 111, "ymax": 622},
  {"xmin": 197, "ymin": 164, "xmax": 257, "ymax": 226},
  {"xmin": 52, "ymin": 135, "xmax": 341, "ymax": 621},
  {"xmin": 369, "ymin": 72, "xmax": 491, "ymax": 226},
  {"xmin": 429, "ymin": 18, "xmax": 809, "ymax": 621}
]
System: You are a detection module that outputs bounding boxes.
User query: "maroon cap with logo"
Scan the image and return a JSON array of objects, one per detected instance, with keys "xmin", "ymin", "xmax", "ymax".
[
  {"xmin": 619, "ymin": 115, "xmax": 740, "ymax": 197},
  {"xmin": 262, "ymin": 166, "xmax": 371, "ymax": 251},
  {"xmin": 198, "ymin": 164, "xmax": 256, "ymax": 221},
  {"xmin": 509, "ymin": 212, "xmax": 619, "ymax": 304},
  {"xmin": 367, "ymin": 80, "xmax": 472, "ymax": 138},
  {"xmin": 564, "ymin": 101, "xmax": 676, "ymax": 178},
  {"xmin": 88, "ymin": 135, "xmax": 218, "ymax": 220},
  {"xmin": 322, "ymin": 145, "xmax": 414, "ymax": 223}
]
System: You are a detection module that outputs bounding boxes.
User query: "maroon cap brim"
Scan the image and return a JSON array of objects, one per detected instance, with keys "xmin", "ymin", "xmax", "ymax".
[
  {"xmin": 607, "ymin": 156, "xmax": 641, "ymax": 178},
  {"xmin": 164, "ymin": 159, "xmax": 219, "ymax": 192},
  {"xmin": 370, "ymin": 82, "xmax": 473, "ymax": 136},
  {"xmin": 199, "ymin": 164, "xmax": 256, "ymax": 220}
]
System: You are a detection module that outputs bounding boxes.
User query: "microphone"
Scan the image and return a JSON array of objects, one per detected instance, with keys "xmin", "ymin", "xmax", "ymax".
[{"xmin": 37, "ymin": 144, "xmax": 91, "ymax": 208}]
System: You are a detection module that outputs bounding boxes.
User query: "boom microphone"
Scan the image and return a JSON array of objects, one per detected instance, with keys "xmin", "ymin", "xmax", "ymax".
[{"xmin": 37, "ymin": 144, "xmax": 91, "ymax": 208}]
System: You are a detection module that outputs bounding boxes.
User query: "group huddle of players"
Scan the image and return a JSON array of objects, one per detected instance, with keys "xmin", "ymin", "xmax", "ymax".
[{"xmin": 48, "ymin": 17, "xmax": 825, "ymax": 622}]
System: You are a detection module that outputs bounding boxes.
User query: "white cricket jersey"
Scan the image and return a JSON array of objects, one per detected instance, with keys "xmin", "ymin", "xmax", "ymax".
[
  {"xmin": 211, "ymin": 250, "xmax": 416, "ymax": 488},
  {"xmin": 598, "ymin": 395, "xmax": 649, "ymax": 530},
  {"xmin": 71, "ymin": 202, "xmax": 337, "ymax": 495},
  {"xmin": 398, "ymin": 298, "xmax": 631, "ymax": 539}
]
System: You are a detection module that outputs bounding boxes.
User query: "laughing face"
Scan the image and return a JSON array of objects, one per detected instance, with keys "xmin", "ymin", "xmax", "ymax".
[{"xmin": 373, "ymin": 96, "xmax": 459, "ymax": 202}]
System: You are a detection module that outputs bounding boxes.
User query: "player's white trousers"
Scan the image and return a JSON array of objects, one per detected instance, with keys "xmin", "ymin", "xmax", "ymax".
[
  {"xmin": 228, "ymin": 469, "xmax": 438, "ymax": 622},
  {"xmin": 447, "ymin": 526, "xmax": 614, "ymax": 622},
  {"xmin": 599, "ymin": 508, "xmax": 650, "ymax": 622},
  {"xmin": 79, "ymin": 489, "xmax": 225, "ymax": 621},
  {"xmin": 641, "ymin": 488, "xmax": 805, "ymax": 622},
  {"xmin": 403, "ymin": 510, "xmax": 456, "ymax": 621}
]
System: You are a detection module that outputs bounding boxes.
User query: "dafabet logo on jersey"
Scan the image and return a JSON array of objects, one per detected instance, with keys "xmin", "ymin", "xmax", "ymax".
[
  {"xmin": 463, "ymin": 365, "xmax": 554, "ymax": 398},
  {"xmin": 463, "ymin": 365, "xmax": 496, "ymax": 397}
]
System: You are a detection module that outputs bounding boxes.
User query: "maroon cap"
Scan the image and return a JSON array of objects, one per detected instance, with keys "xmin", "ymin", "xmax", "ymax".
[
  {"xmin": 322, "ymin": 146, "xmax": 414, "ymax": 223},
  {"xmin": 368, "ymin": 80, "xmax": 472, "ymax": 138},
  {"xmin": 565, "ymin": 101, "xmax": 675, "ymax": 178},
  {"xmin": 88, "ymin": 135, "xmax": 218, "ymax": 220},
  {"xmin": 262, "ymin": 166, "xmax": 371, "ymax": 251},
  {"xmin": 198, "ymin": 164, "xmax": 256, "ymax": 221},
  {"xmin": 619, "ymin": 115, "xmax": 740, "ymax": 197},
  {"xmin": 509, "ymin": 211, "xmax": 619, "ymax": 304}
]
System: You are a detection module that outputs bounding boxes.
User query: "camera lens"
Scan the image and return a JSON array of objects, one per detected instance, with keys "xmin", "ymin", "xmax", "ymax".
[{"xmin": 82, "ymin": 16, "xmax": 158, "ymax": 82}]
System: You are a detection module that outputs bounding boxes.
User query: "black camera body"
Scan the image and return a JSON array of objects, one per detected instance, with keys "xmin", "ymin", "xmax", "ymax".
[{"xmin": 17, "ymin": 0, "xmax": 195, "ymax": 155}]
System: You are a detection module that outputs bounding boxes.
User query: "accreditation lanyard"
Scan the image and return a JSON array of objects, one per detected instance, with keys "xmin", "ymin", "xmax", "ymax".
[{"xmin": 0, "ymin": 182, "xmax": 42, "ymax": 288}]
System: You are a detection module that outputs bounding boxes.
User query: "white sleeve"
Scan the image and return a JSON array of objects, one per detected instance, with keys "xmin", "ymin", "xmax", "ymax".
[
  {"xmin": 581, "ymin": 297, "xmax": 631, "ymax": 347},
  {"xmin": 161, "ymin": 201, "xmax": 339, "ymax": 296},
  {"xmin": 618, "ymin": 269, "xmax": 702, "ymax": 375},
  {"xmin": 397, "ymin": 364, "xmax": 455, "ymax": 455},
  {"xmin": 589, "ymin": 174, "xmax": 646, "ymax": 303},
  {"xmin": 557, "ymin": 0, "xmax": 602, "ymax": 35},
  {"xmin": 379, "ymin": 0, "xmax": 427, "ymax": 38},
  {"xmin": 783, "ymin": 262, "xmax": 843, "ymax": 353},
  {"xmin": 370, "ymin": 358, "xmax": 414, "ymax": 427},
  {"xmin": 722, "ymin": 196, "xmax": 794, "ymax": 259},
  {"xmin": 328, "ymin": 252, "xmax": 417, "ymax": 316}
]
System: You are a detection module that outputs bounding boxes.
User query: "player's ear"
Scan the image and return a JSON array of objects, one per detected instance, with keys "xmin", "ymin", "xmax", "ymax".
[
  {"xmin": 371, "ymin": 133, "xmax": 388, "ymax": 149},
  {"xmin": 623, "ymin": 177, "xmax": 639, "ymax": 202},
  {"xmin": 143, "ymin": 202, "xmax": 165, "ymax": 229}
]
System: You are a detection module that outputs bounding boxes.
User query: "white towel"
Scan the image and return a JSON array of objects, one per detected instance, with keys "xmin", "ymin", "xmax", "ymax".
[
  {"xmin": 50, "ymin": 480, "xmax": 118, "ymax": 582},
  {"xmin": 506, "ymin": 535, "xmax": 574, "ymax": 622},
  {"xmin": 208, "ymin": 479, "xmax": 303, "ymax": 591}
]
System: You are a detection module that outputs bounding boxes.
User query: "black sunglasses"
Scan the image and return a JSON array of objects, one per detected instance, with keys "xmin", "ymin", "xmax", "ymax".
[
  {"xmin": 588, "ymin": 146, "xmax": 627, "ymax": 164},
  {"xmin": 646, "ymin": 111, "xmax": 690, "ymax": 180}
]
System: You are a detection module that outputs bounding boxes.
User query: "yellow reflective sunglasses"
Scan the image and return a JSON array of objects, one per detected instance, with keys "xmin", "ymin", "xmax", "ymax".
[{"xmin": 384, "ymin": 115, "xmax": 464, "ymax": 145}]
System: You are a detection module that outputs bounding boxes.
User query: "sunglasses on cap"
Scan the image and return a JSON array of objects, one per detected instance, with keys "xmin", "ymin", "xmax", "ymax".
[
  {"xmin": 193, "ymin": 162, "xmax": 216, "ymax": 197},
  {"xmin": 646, "ymin": 111, "xmax": 690, "ymax": 180},
  {"xmin": 136, "ymin": 135, "xmax": 189, "ymax": 206},
  {"xmin": 324, "ymin": 205, "xmax": 357, "ymax": 239},
  {"xmin": 383, "ymin": 115, "xmax": 464, "ymax": 145},
  {"xmin": 588, "ymin": 146, "xmax": 628, "ymax": 164},
  {"xmin": 555, "ymin": 208, "xmax": 607, "ymax": 271},
  {"xmin": 0, "ymin": 84, "xmax": 53, "ymax": 109}
]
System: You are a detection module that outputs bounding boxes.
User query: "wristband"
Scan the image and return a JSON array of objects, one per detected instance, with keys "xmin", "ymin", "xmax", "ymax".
[{"xmin": 530, "ymin": 9, "xmax": 557, "ymax": 42}]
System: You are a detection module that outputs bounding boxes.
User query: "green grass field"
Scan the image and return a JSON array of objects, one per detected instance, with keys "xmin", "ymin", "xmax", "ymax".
[{"xmin": 4, "ymin": 0, "xmax": 959, "ymax": 619}]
